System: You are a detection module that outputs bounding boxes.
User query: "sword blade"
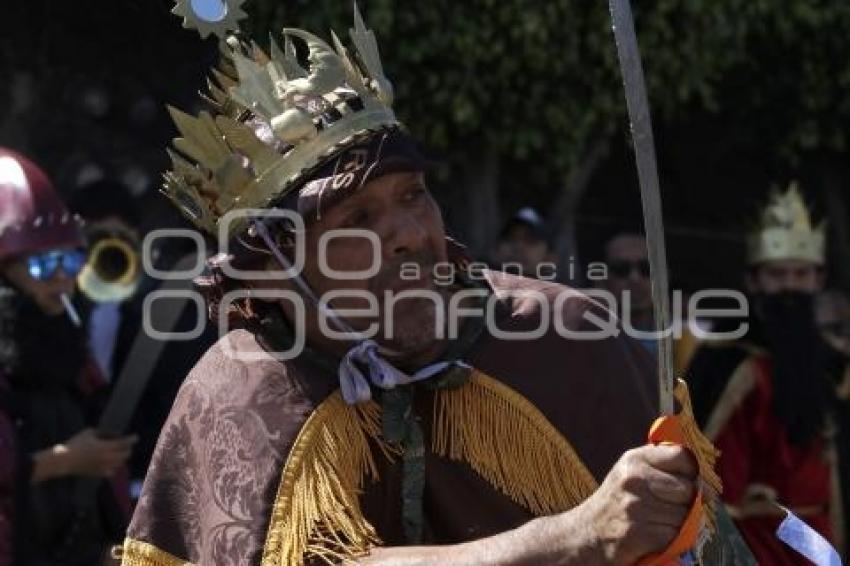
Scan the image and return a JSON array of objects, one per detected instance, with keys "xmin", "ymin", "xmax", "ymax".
[{"xmin": 608, "ymin": 0, "xmax": 675, "ymax": 415}]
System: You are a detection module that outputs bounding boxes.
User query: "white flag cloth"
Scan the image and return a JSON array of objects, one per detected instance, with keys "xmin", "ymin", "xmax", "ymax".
[{"xmin": 776, "ymin": 507, "xmax": 842, "ymax": 566}]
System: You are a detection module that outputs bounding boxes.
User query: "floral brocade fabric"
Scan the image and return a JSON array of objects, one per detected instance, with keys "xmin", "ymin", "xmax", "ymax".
[
  {"xmin": 126, "ymin": 271, "xmax": 659, "ymax": 565},
  {"xmin": 128, "ymin": 330, "xmax": 317, "ymax": 564}
]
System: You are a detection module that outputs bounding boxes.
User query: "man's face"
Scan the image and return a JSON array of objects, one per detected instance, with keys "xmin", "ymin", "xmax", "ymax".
[
  {"xmin": 281, "ymin": 171, "xmax": 449, "ymax": 358},
  {"xmin": 746, "ymin": 259, "xmax": 824, "ymax": 296},
  {"xmin": 1, "ymin": 248, "xmax": 78, "ymax": 315},
  {"xmin": 602, "ymin": 234, "xmax": 652, "ymax": 312},
  {"xmin": 494, "ymin": 225, "xmax": 550, "ymax": 275}
]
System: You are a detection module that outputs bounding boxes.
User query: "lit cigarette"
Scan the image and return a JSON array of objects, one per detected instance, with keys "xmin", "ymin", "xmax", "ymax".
[{"xmin": 60, "ymin": 293, "xmax": 81, "ymax": 327}]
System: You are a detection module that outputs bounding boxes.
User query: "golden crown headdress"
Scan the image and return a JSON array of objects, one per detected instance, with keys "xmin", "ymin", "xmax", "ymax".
[
  {"xmin": 164, "ymin": 0, "xmax": 399, "ymax": 239},
  {"xmin": 747, "ymin": 182, "xmax": 826, "ymax": 265}
]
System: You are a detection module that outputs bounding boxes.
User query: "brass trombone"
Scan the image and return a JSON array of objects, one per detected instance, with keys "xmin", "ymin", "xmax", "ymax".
[{"xmin": 77, "ymin": 225, "xmax": 141, "ymax": 303}]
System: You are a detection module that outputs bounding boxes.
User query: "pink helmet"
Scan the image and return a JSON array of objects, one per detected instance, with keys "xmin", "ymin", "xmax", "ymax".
[{"xmin": 0, "ymin": 148, "xmax": 84, "ymax": 262}]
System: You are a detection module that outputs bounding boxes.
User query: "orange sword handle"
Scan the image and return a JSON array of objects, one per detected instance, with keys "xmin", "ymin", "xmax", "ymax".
[{"xmin": 637, "ymin": 414, "xmax": 704, "ymax": 566}]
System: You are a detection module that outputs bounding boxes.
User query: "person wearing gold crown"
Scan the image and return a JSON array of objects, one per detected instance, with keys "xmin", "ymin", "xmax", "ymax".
[
  {"xmin": 118, "ymin": 3, "xmax": 719, "ymax": 565},
  {"xmin": 687, "ymin": 184, "xmax": 845, "ymax": 562}
]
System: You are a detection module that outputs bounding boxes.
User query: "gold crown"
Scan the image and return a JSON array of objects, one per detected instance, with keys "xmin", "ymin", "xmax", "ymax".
[
  {"xmin": 747, "ymin": 182, "xmax": 826, "ymax": 265},
  {"xmin": 164, "ymin": 1, "xmax": 399, "ymax": 239}
]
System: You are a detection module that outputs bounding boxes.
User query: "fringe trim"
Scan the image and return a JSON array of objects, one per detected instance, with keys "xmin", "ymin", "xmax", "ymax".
[
  {"xmin": 117, "ymin": 538, "xmax": 194, "ymax": 566},
  {"xmin": 673, "ymin": 379, "xmax": 722, "ymax": 532},
  {"xmin": 262, "ymin": 371, "xmax": 601, "ymax": 564},
  {"xmin": 260, "ymin": 392, "xmax": 398, "ymax": 566},
  {"xmin": 432, "ymin": 371, "xmax": 598, "ymax": 515}
]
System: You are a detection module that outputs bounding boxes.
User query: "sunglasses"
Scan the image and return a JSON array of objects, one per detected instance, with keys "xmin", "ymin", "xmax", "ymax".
[
  {"xmin": 27, "ymin": 249, "xmax": 87, "ymax": 281},
  {"xmin": 608, "ymin": 259, "xmax": 651, "ymax": 279}
]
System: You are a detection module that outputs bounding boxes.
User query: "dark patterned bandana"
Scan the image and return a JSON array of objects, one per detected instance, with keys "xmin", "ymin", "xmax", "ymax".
[{"xmin": 277, "ymin": 128, "xmax": 430, "ymax": 223}]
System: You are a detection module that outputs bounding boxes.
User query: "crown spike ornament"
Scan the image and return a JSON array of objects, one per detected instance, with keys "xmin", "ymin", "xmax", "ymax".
[
  {"xmin": 164, "ymin": 1, "xmax": 400, "ymax": 239},
  {"xmin": 171, "ymin": 0, "xmax": 248, "ymax": 40},
  {"xmin": 281, "ymin": 29, "xmax": 349, "ymax": 98},
  {"xmin": 746, "ymin": 182, "xmax": 826, "ymax": 265}
]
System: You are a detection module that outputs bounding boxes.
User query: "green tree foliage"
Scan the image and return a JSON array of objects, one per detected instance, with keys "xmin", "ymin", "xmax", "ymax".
[
  {"xmin": 250, "ymin": 1, "xmax": 751, "ymax": 179},
  {"xmin": 710, "ymin": 1, "xmax": 850, "ymax": 163},
  {"xmin": 247, "ymin": 1, "xmax": 850, "ymax": 271}
]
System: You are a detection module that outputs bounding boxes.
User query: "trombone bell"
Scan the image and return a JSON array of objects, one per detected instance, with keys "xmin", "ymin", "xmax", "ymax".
[{"xmin": 78, "ymin": 236, "xmax": 141, "ymax": 303}]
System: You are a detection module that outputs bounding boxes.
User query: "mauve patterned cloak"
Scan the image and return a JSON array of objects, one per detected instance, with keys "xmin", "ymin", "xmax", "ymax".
[{"xmin": 126, "ymin": 272, "xmax": 657, "ymax": 564}]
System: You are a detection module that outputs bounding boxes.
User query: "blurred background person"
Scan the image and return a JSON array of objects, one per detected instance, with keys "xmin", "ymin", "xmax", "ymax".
[
  {"xmin": 817, "ymin": 288, "xmax": 850, "ymax": 388},
  {"xmin": 489, "ymin": 207, "xmax": 556, "ymax": 279},
  {"xmin": 69, "ymin": 179, "xmax": 142, "ymax": 384},
  {"xmin": 68, "ymin": 178, "xmax": 216, "ymax": 499},
  {"xmin": 596, "ymin": 231, "xmax": 656, "ymax": 354},
  {"xmin": 817, "ymin": 288, "xmax": 850, "ymax": 555},
  {"xmin": 687, "ymin": 185, "xmax": 844, "ymax": 562},
  {"xmin": 590, "ymin": 229, "xmax": 711, "ymax": 368},
  {"xmin": 0, "ymin": 148, "xmax": 135, "ymax": 566}
]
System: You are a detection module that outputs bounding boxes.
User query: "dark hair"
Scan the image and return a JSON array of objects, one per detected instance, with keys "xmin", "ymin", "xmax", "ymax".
[
  {"xmin": 601, "ymin": 229, "xmax": 647, "ymax": 261},
  {"xmin": 193, "ymin": 222, "xmax": 293, "ymax": 330},
  {"xmin": 194, "ymin": 255, "xmax": 257, "ymax": 330},
  {"xmin": 68, "ymin": 179, "xmax": 140, "ymax": 226},
  {"xmin": 0, "ymin": 280, "xmax": 88, "ymax": 388},
  {"xmin": 603, "ymin": 228, "xmax": 645, "ymax": 246}
]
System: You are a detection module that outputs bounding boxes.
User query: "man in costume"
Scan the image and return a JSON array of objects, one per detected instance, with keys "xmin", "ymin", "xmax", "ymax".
[
  {"xmin": 122, "ymin": 5, "xmax": 711, "ymax": 565},
  {"xmin": 688, "ymin": 185, "xmax": 845, "ymax": 562},
  {"xmin": 0, "ymin": 148, "xmax": 136, "ymax": 565}
]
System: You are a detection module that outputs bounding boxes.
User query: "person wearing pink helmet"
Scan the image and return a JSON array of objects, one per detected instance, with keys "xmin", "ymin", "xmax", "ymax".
[
  {"xmin": 0, "ymin": 148, "xmax": 136, "ymax": 565},
  {"xmin": 0, "ymin": 148, "xmax": 86, "ymax": 316}
]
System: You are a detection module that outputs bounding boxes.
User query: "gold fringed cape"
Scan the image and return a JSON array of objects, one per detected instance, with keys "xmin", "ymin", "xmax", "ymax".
[
  {"xmin": 120, "ymin": 272, "xmax": 663, "ymax": 565},
  {"xmin": 253, "ymin": 381, "xmax": 720, "ymax": 565},
  {"xmin": 122, "ymin": 371, "xmax": 720, "ymax": 565},
  {"xmin": 258, "ymin": 370, "xmax": 599, "ymax": 565},
  {"xmin": 116, "ymin": 539, "xmax": 193, "ymax": 566},
  {"xmin": 121, "ymin": 370, "xmax": 600, "ymax": 565}
]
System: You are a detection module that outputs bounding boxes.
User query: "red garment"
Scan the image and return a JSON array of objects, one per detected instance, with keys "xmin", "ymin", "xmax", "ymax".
[{"xmin": 715, "ymin": 356, "xmax": 832, "ymax": 565}]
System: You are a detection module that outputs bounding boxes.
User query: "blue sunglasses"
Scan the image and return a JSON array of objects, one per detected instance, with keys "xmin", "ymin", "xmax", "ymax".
[{"xmin": 27, "ymin": 249, "xmax": 87, "ymax": 281}]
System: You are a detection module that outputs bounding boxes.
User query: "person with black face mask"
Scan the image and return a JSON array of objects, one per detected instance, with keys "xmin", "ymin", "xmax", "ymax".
[
  {"xmin": 687, "ymin": 184, "xmax": 845, "ymax": 563},
  {"xmin": 0, "ymin": 148, "xmax": 136, "ymax": 565}
]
